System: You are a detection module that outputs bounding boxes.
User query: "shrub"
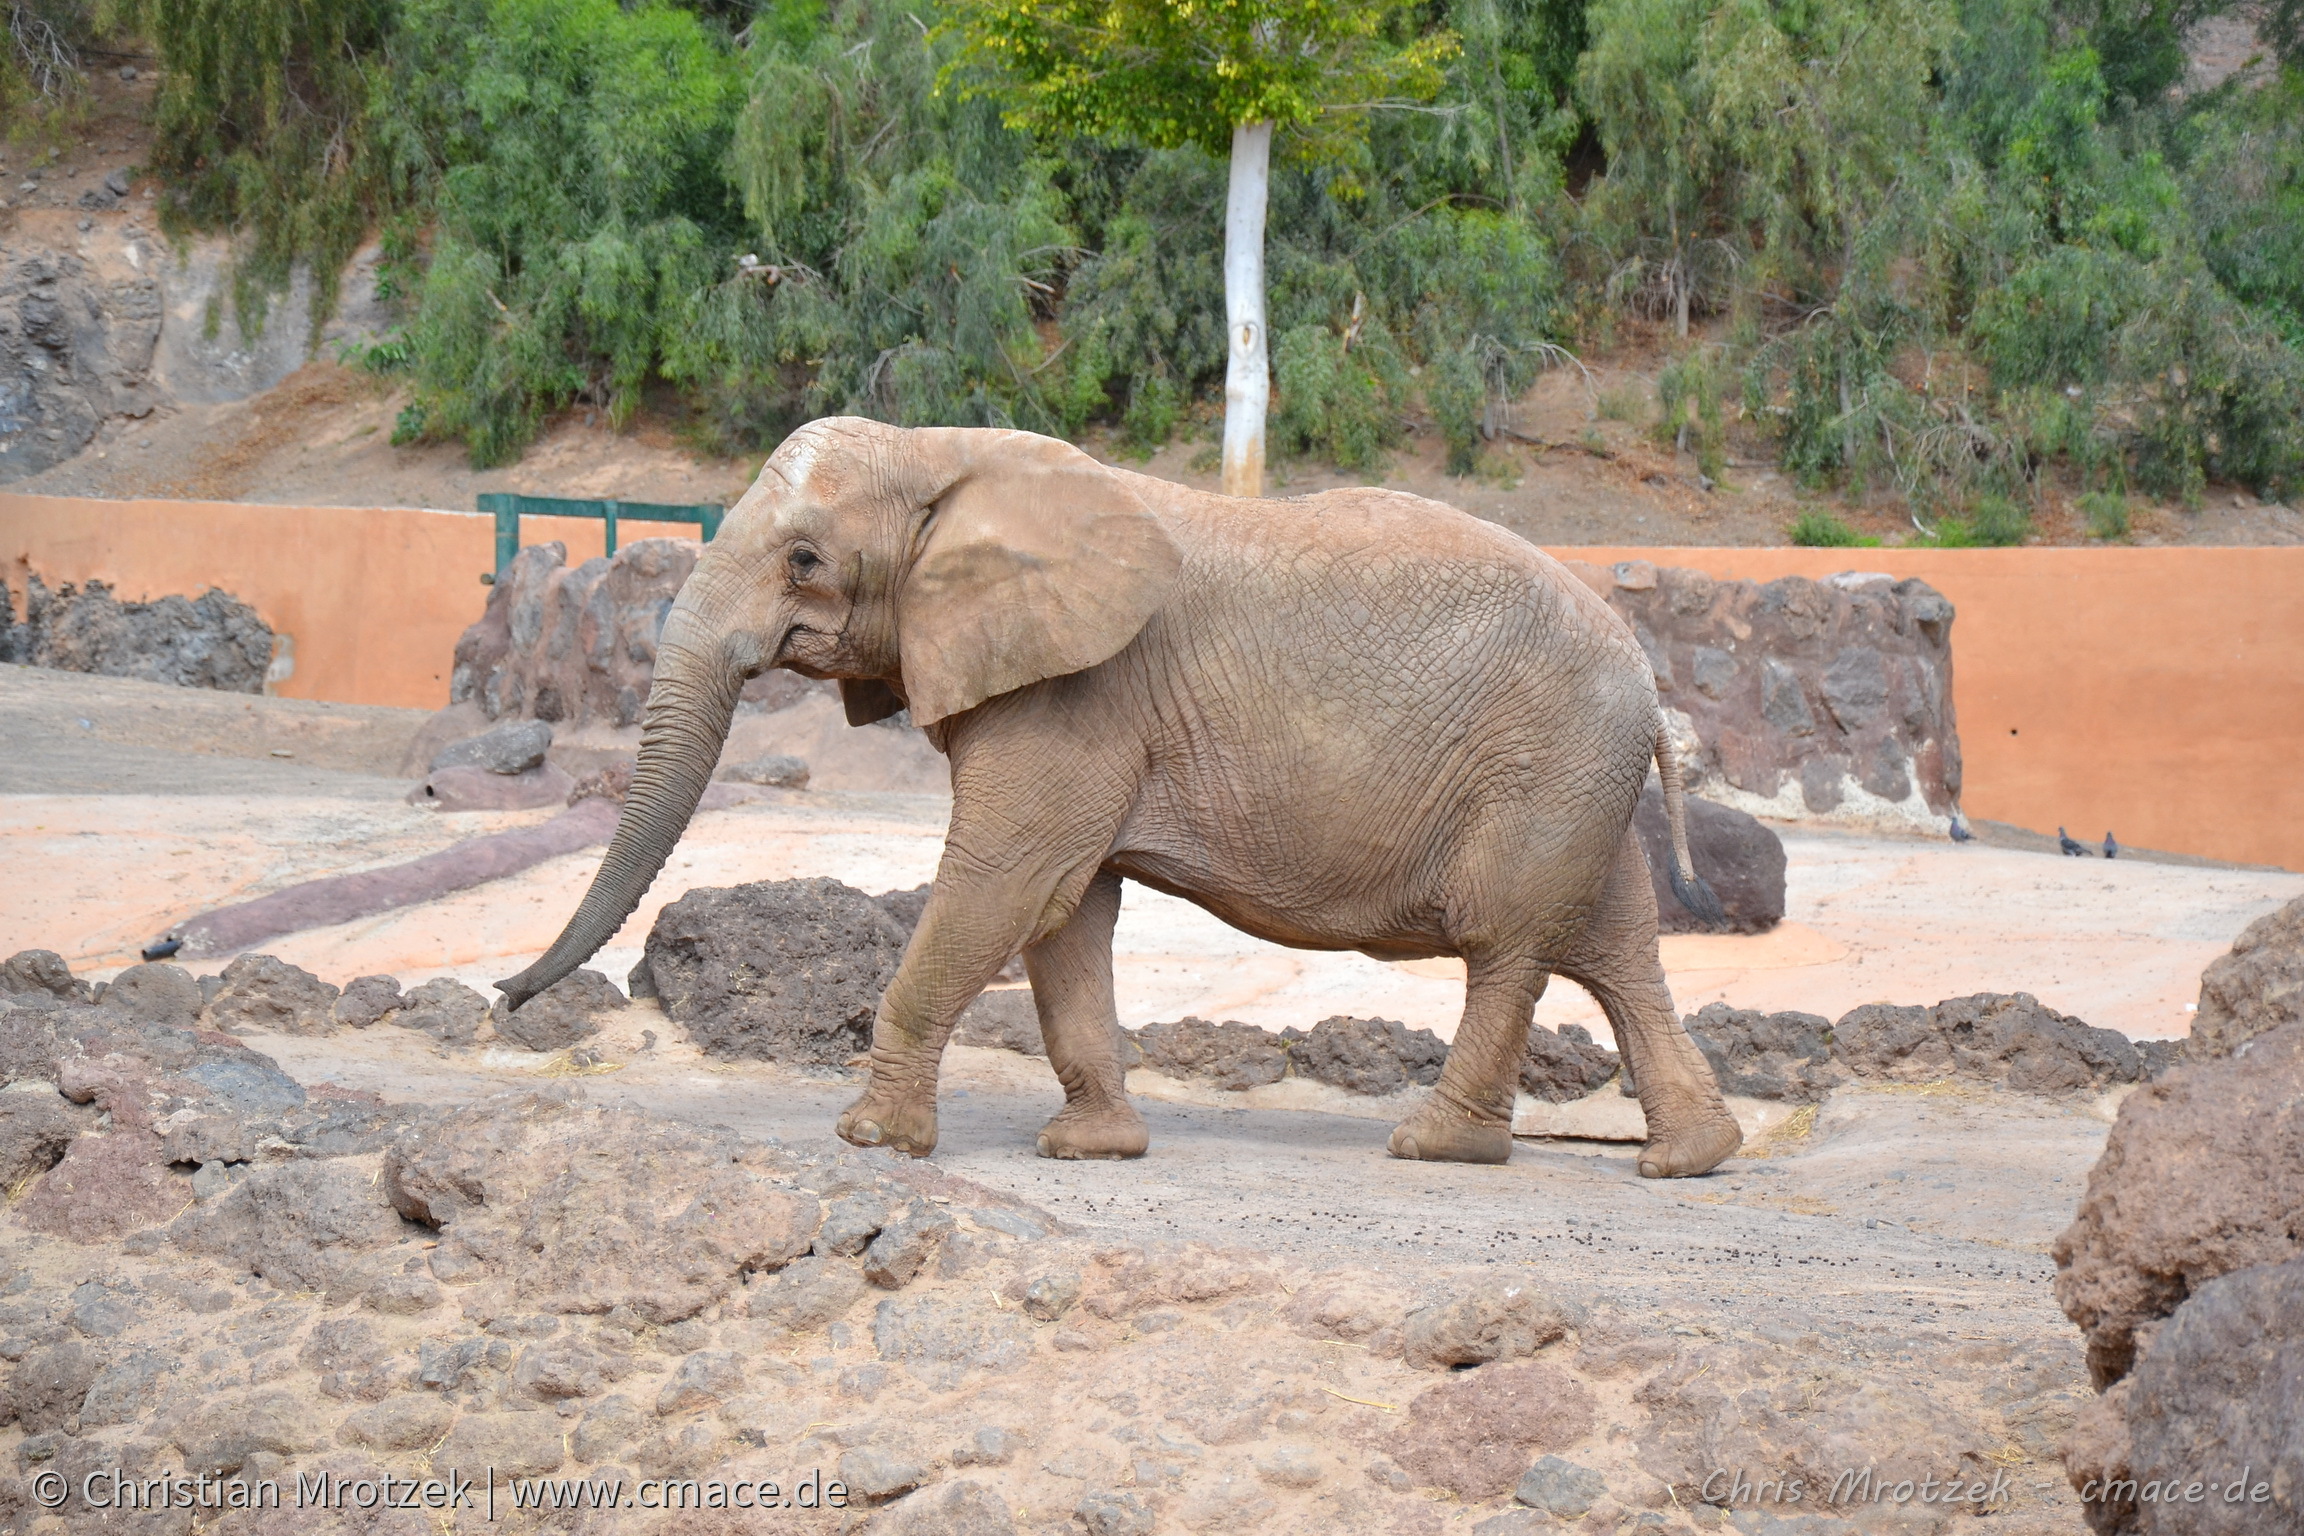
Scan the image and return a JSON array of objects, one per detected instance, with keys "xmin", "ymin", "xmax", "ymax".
[
  {"xmin": 2078, "ymin": 489, "xmax": 2130, "ymax": 539},
  {"xmin": 1787, "ymin": 509, "xmax": 1874, "ymax": 547}
]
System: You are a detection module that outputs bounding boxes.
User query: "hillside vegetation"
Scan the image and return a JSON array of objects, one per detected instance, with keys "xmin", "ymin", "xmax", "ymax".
[{"xmin": 13, "ymin": 0, "xmax": 2304, "ymax": 538}]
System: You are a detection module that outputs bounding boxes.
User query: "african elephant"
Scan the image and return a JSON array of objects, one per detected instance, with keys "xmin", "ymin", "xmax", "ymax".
[{"xmin": 500, "ymin": 418, "xmax": 1744, "ymax": 1178}]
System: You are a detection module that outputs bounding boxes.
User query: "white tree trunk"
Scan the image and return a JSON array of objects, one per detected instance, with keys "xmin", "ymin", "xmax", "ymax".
[{"xmin": 1221, "ymin": 120, "xmax": 1272, "ymax": 499}]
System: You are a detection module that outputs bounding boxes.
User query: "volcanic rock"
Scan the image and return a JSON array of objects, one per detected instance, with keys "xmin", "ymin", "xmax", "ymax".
[
  {"xmin": 392, "ymin": 978, "xmax": 489, "ymax": 1047},
  {"xmin": 1125, "ymin": 1017, "xmax": 1286, "ymax": 1090},
  {"xmin": 1631, "ymin": 783, "xmax": 1786, "ymax": 933},
  {"xmin": 1682, "ymin": 1003, "xmax": 1845, "ymax": 1102},
  {"xmin": 0, "ymin": 1090, "xmax": 88, "ymax": 1188},
  {"xmin": 953, "ymin": 989, "xmax": 1044, "ymax": 1056},
  {"xmin": 637, "ymin": 878, "xmax": 907, "ymax": 1064},
  {"xmin": 1402, "ymin": 1276, "xmax": 1571, "ymax": 1371},
  {"xmin": 1388, "ymin": 1363, "xmax": 1596, "ymax": 1500},
  {"xmin": 1520, "ymin": 1023, "xmax": 1619, "ymax": 1102},
  {"xmin": 201, "ymin": 953, "xmax": 341, "ymax": 1036},
  {"xmin": 1282, "ymin": 1016, "xmax": 1447, "ymax": 1095},
  {"xmin": 1, "ymin": 949, "xmax": 90, "ymax": 1004},
  {"xmin": 2192, "ymin": 893, "xmax": 2304, "ymax": 1059},
  {"xmin": 1836, "ymin": 992, "xmax": 2142, "ymax": 1093},
  {"xmin": 382, "ymin": 1094, "xmax": 819, "ymax": 1321},
  {"xmin": 96, "ymin": 963, "xmax": 202, "ymax": 1028},
  {"xmin": 719, "ymin": 753, "xmax": 811, "ymax": 789},
  {"xmin": 1, "ymin": 573, "xmax": 274, "ymax": 693},
  {"xmin": 2053, "ymin": 1021, "xmax": 2304, "ymax": 1389},
  {"xmin": 493, "ymin": 967, "xmax": 622, "ymax": 1052},
  {"xmin": 333, "ymin": 975, "xmax": 403, "ymax": 1029},
  {"xmin": 430, "ymin": 718, "xmax": 552, "ymax": 776}
]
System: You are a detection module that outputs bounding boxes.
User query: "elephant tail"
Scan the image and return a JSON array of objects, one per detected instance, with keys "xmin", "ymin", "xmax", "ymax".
[{"xmin": 1654, "ymin": 715, "xmax": 1729, "ymax": 929}]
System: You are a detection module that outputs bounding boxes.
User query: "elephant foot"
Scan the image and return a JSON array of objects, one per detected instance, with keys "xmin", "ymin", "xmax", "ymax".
[
  {"xmin": 1635, "ymin": 1105, "xmax": 1743, "ymax": 1179},
  {"xmin": 836, "ymin": 1078, "xmax": 939, "ymax": 1158},
  {"xmin": 1387, "ymin": 1100, "xmax": 1513, "ymax": 1165},
  {"xmin": 1036, "ymin": 1097, "xmax": 1149, "ymax": 1161}
]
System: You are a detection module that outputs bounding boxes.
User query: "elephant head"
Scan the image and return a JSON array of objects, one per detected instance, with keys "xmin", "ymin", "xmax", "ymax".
[{"xmin": 495, "ymin": 418, "xmax": 1182, "ymax": 1009}]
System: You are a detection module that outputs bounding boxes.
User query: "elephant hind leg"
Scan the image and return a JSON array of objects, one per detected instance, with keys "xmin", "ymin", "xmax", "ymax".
[
  {"xmin": 1388, "ymin": 952, "xmax": 1546, "ymax": 1165},
  {"xmin": 1024, "ymin": 870, "xmax": 1148, "ymax": 1160},
  {"xmin": 1555, "ymin": 831, "xmax": 1741, "ymax": 1178}
]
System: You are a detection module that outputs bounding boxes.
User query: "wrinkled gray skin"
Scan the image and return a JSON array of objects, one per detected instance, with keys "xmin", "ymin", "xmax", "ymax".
[{"xmin": 501, "ymin": 419, "xmax": 1742, "ymax": 1177}]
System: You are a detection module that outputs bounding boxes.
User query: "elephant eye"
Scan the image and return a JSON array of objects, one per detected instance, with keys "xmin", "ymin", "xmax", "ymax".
[{"xmin": 788, "ymin": 547, "xmax": 823, "ymax": 580}]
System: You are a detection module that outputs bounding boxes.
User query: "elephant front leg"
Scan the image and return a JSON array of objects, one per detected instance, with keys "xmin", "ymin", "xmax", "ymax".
[
  {"xmin": 1023, "ymin": 870, "xmax": 1147, "ymax": 1160},
  {"xmin": 835, "ymin": 873, "xmax": 1029, "ymax": 1157},
  {"xmin": 1388, "ymin": 955, "xmax": 1544, "ymax": 1165}
]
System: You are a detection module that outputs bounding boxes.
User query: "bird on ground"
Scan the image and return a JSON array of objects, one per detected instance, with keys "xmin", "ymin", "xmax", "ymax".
[
  {"xmin": 141, "ymin": 935, "xmax": 182, "ymax": 961},
  {"xmin": 2058, "ymin": 827, "xmax": 2092, "ymax": 857},
  {"xmin": 1949, "ymin": 812, "xmax": 1974, "ymax": 843},
  {"xmin": 2104, "ymin": 831, "xmax": 2119, "ymax": 860}
]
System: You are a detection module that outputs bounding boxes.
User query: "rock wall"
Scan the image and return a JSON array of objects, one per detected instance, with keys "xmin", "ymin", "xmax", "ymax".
[
  {"xmin": 0, "ymin": 570, "xmax": 276, "ymax": 692},
  {"xmin": 0, "ymin": 245, "xmax": 163, "ymax": 478},
  {"xmin": 1, "ymin": 220, "xmax": 393, "ymax": 481},
  {"xmin": 451, "ymin": 539, "xmax": 698, "ymax": 729},
  {"xmin": 1564, "ymin": 559, "xmax": 1961, "ymax": 832}
]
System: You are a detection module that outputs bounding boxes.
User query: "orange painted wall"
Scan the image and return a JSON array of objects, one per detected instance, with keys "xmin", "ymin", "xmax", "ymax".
[
  {"xmin": 1550, "ymin": 547, "xmax": 2304, "ymax": 872},
  {"xmin": 4, "ymin": 494, "xmax": 2298, "ymax": 870},
  {"xmin": 0, "ymin": 493, "xmax": 694, "ymax": 711}
]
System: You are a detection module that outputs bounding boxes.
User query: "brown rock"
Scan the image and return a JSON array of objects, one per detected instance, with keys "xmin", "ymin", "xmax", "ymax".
[
  {"xmin": 14, "ymin": 1131, "xmax": 184, "ymax": 1241},
  {"xmin": 96, "ymin": 962, "xmax": 202, "ymax": 1028},
  {"xmin": 1126, "ymin": 1017, "xmax": 1286, "ymax": 1090},
  {"xmin": 383, "ymin": 1094, "xmax": 819, "ymax": 1322},
  {"xmin": 168, "ymin": 1158, "xmax": 407, "ymax": 1296},
  {"xmin": 1681, "ymin": 1004, "xmax": 1845, "ymax": 1103},
  {"xmin": 0, "ymin": 1090, "xmax": 88, "ymax": 1187},
  {"xmin": 1632, "ymin": 783, "xmax": 1786, "ymax": 934},
  {"xmin": 638, "ymin": 878, "xmax": 907, "ymax": 1064},
  {"xmin": 1401, "ymin": 1276, "xmax": 1570, "ymax": 1370},
  {"xmin": 2053, "ymin": 1022, "xmax": 2304, "ymax": 1389},
  {"xmin": 450, "ymin": 538, "xmax": 699, "ymax": 730},
  {"xmin": 1520, "ymin": 1022, "xmax": 1620, "ymax": 1102},
  {"xmin": 1282, "ymin": 1016, "xmax": 1447, "ymax": 1095},
  {"xmin": 202, "ymin": 953, "xmax": 341, "ymax": 1036},
  {"xmin": 333, "ymin": 975, "xmax": 403, "ymax": 1029},
  {"xmin": 4, "ymin": 1339, "xmax": 101, "ymax": 1432},
  {"xmin": 2193, "ymin": 895, "xmax": 2304, "ymax": 1059},
  {"xmin": 493, "ymin": 967, "xmax": 622, "ymax": 1053},
  {"xmin": 1, "ymin": 949, "xmax": 90, "ymax": 1004},
  {"xmin": 338, "ymin": 1393, "xmax": 455, "ymax": 1451},
  {"xmin": 434, "ymin": 1411, "xmax": 565, "ymax": 1478},
  {"xmin": 1389, "ymin": 1363, "xmax": 1596, "ymax": 1500},
  {"xmin": 1836, "ymin": 992, "xmax": 2142, "ymax": 1093},
  {"xmin": 2094, "ymin": 1255, "xmax": 2304, "ymax": 1535}
]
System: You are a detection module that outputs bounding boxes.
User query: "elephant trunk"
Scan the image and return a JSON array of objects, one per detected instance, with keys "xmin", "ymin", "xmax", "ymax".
[{"xmin": 495, "ymin": 600, "xmax": 745, "ymax": 1010}]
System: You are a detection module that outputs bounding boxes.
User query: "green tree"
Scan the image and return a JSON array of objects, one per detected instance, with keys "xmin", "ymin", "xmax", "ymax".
[{"xmin": 943, "ymin": 0, "xmax": 1454, "ymax": 493}]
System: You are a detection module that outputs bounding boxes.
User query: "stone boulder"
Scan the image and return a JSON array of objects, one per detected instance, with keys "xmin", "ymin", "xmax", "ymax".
[
  {"xmin": 383, "ymin": 1093, "xmax": 821, "ymax": 1322},
  {"xmin": 494, "ymin": 968, "xmax": 624, "ymax": 1052},
  {"xmin": 1125, "ymin": 1018, "xmax": 1287, "ymax": 1090},
  {"xmin": 952, "ymin": 989, "xmax": 1045, "ymax": 1056},
  {"xmin": 431, "ymin": 718, "xmax": 553, "ymax": 776},
  {"xmin": 0, "ymin": 247, "xmax": 164, "ymax": 480},
  {"xmin": 393, "ymin": 978, "xmax": 489, "ymax": 1047},
  {"xmin": 636, "ymin": 878, "xmax": 908, "ymax": 1064},
  {"xmin": 718, "ymin": 753, "xmax": 811, "ymax": 789},
  {"xmin": 1, "ymin": 949, "xmax": 91, "ymax": 1004},
  {"xmin": 168, "ymin": 1158, "xmax": 411, "ymax": 1299},
  {"xmin": 0, "ymin": 572, "xmax": 273, "ymax": 692},
  {"xmin": 1682, "ymin": 1004, "xmax": 1845, "ymax": 1103},
  {"xmin": 1388, "ymin": 1363, "xmax": 1596, "ymax": 1501},
  {"xmin": 2063, "ymin": 1255, "xmax": 2303, "ymax": 1536},
  {"xmin": 1631, "ymin": 783, "xmax": 1785, "ymax": 934},
  {"xmin": 1565, "ymin": 560, "xmax": 1960, "ymax": 830},
  {"xmin": 200, "ymin": 953, "xmax": 341, "ymax": 1036},
  {"xmin": 1835, "ymin": 992, "xmax": 2143, "ymax": 1094},
  {"xmin": 1520, "ymin": 1024, "xmax": 1619, "ymax": 1102},
  {"xmin": 333, "ymin": 975, "xmax": 403, "ymax": 1029},
  {"xmin": 407, "ymin": 761, "xmax": 577, "ymax": 811},
  {"xmin": 2192, "ymin": 894, "xmax": 2304, "ymax": 1059},
  {"xmin": 1282, "ymin": 1016, "xmax": 1447, "ymax": 1095},
  {"xmin": 1401, "ymin": 1276, "xmax": 1571, "ymax": 1371},
  {"xmin": 95, "ymin": 962, "xmax": 203, "ymax": 1028},
  {"xmin": 2052, "ymin": 1021, "xmax": 2304, "ymax": 1390},
  {"xmin": 0, "ymin": 1090, "xmax": 90, "ymax": 1187}
]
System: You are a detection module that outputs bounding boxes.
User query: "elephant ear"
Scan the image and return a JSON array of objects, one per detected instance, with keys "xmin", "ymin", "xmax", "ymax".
[{"xmin": 896, "ymin": 430, "xmax": 1182, "ymax": 725}]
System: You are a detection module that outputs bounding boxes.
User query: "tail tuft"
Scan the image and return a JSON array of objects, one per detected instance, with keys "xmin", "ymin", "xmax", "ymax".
[{"xmin": 1667, "ymin": 863, "xmax": 1729, "ymax": 928}]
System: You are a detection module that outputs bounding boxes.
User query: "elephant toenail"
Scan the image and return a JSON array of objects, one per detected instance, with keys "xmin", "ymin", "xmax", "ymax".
[{"xmin": 854, "ymin": 1120, "xmax": 884, "ymax": 1144}]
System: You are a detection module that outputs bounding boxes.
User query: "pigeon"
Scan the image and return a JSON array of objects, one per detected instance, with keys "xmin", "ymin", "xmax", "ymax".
[
  {"xmin": 2058, "ymin": 827, "xmax": 2092, "ymax": 857},
  {"xmin": 2103, "ymin": 831, "xmax": 2119, "ymax": 860},
  {"xmin": 141, "ymin": 935, "xmax": 182, "ymax": 960},
  {"xmin": 1949, "ymin": 812, "xmax": 1974, "ymax": 843}
]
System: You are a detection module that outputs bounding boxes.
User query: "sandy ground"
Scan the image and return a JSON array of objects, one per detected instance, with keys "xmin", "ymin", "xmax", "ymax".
[{"xmin": 9, "ymin": 642, "xmax": 2289, "ymax": 1535}]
